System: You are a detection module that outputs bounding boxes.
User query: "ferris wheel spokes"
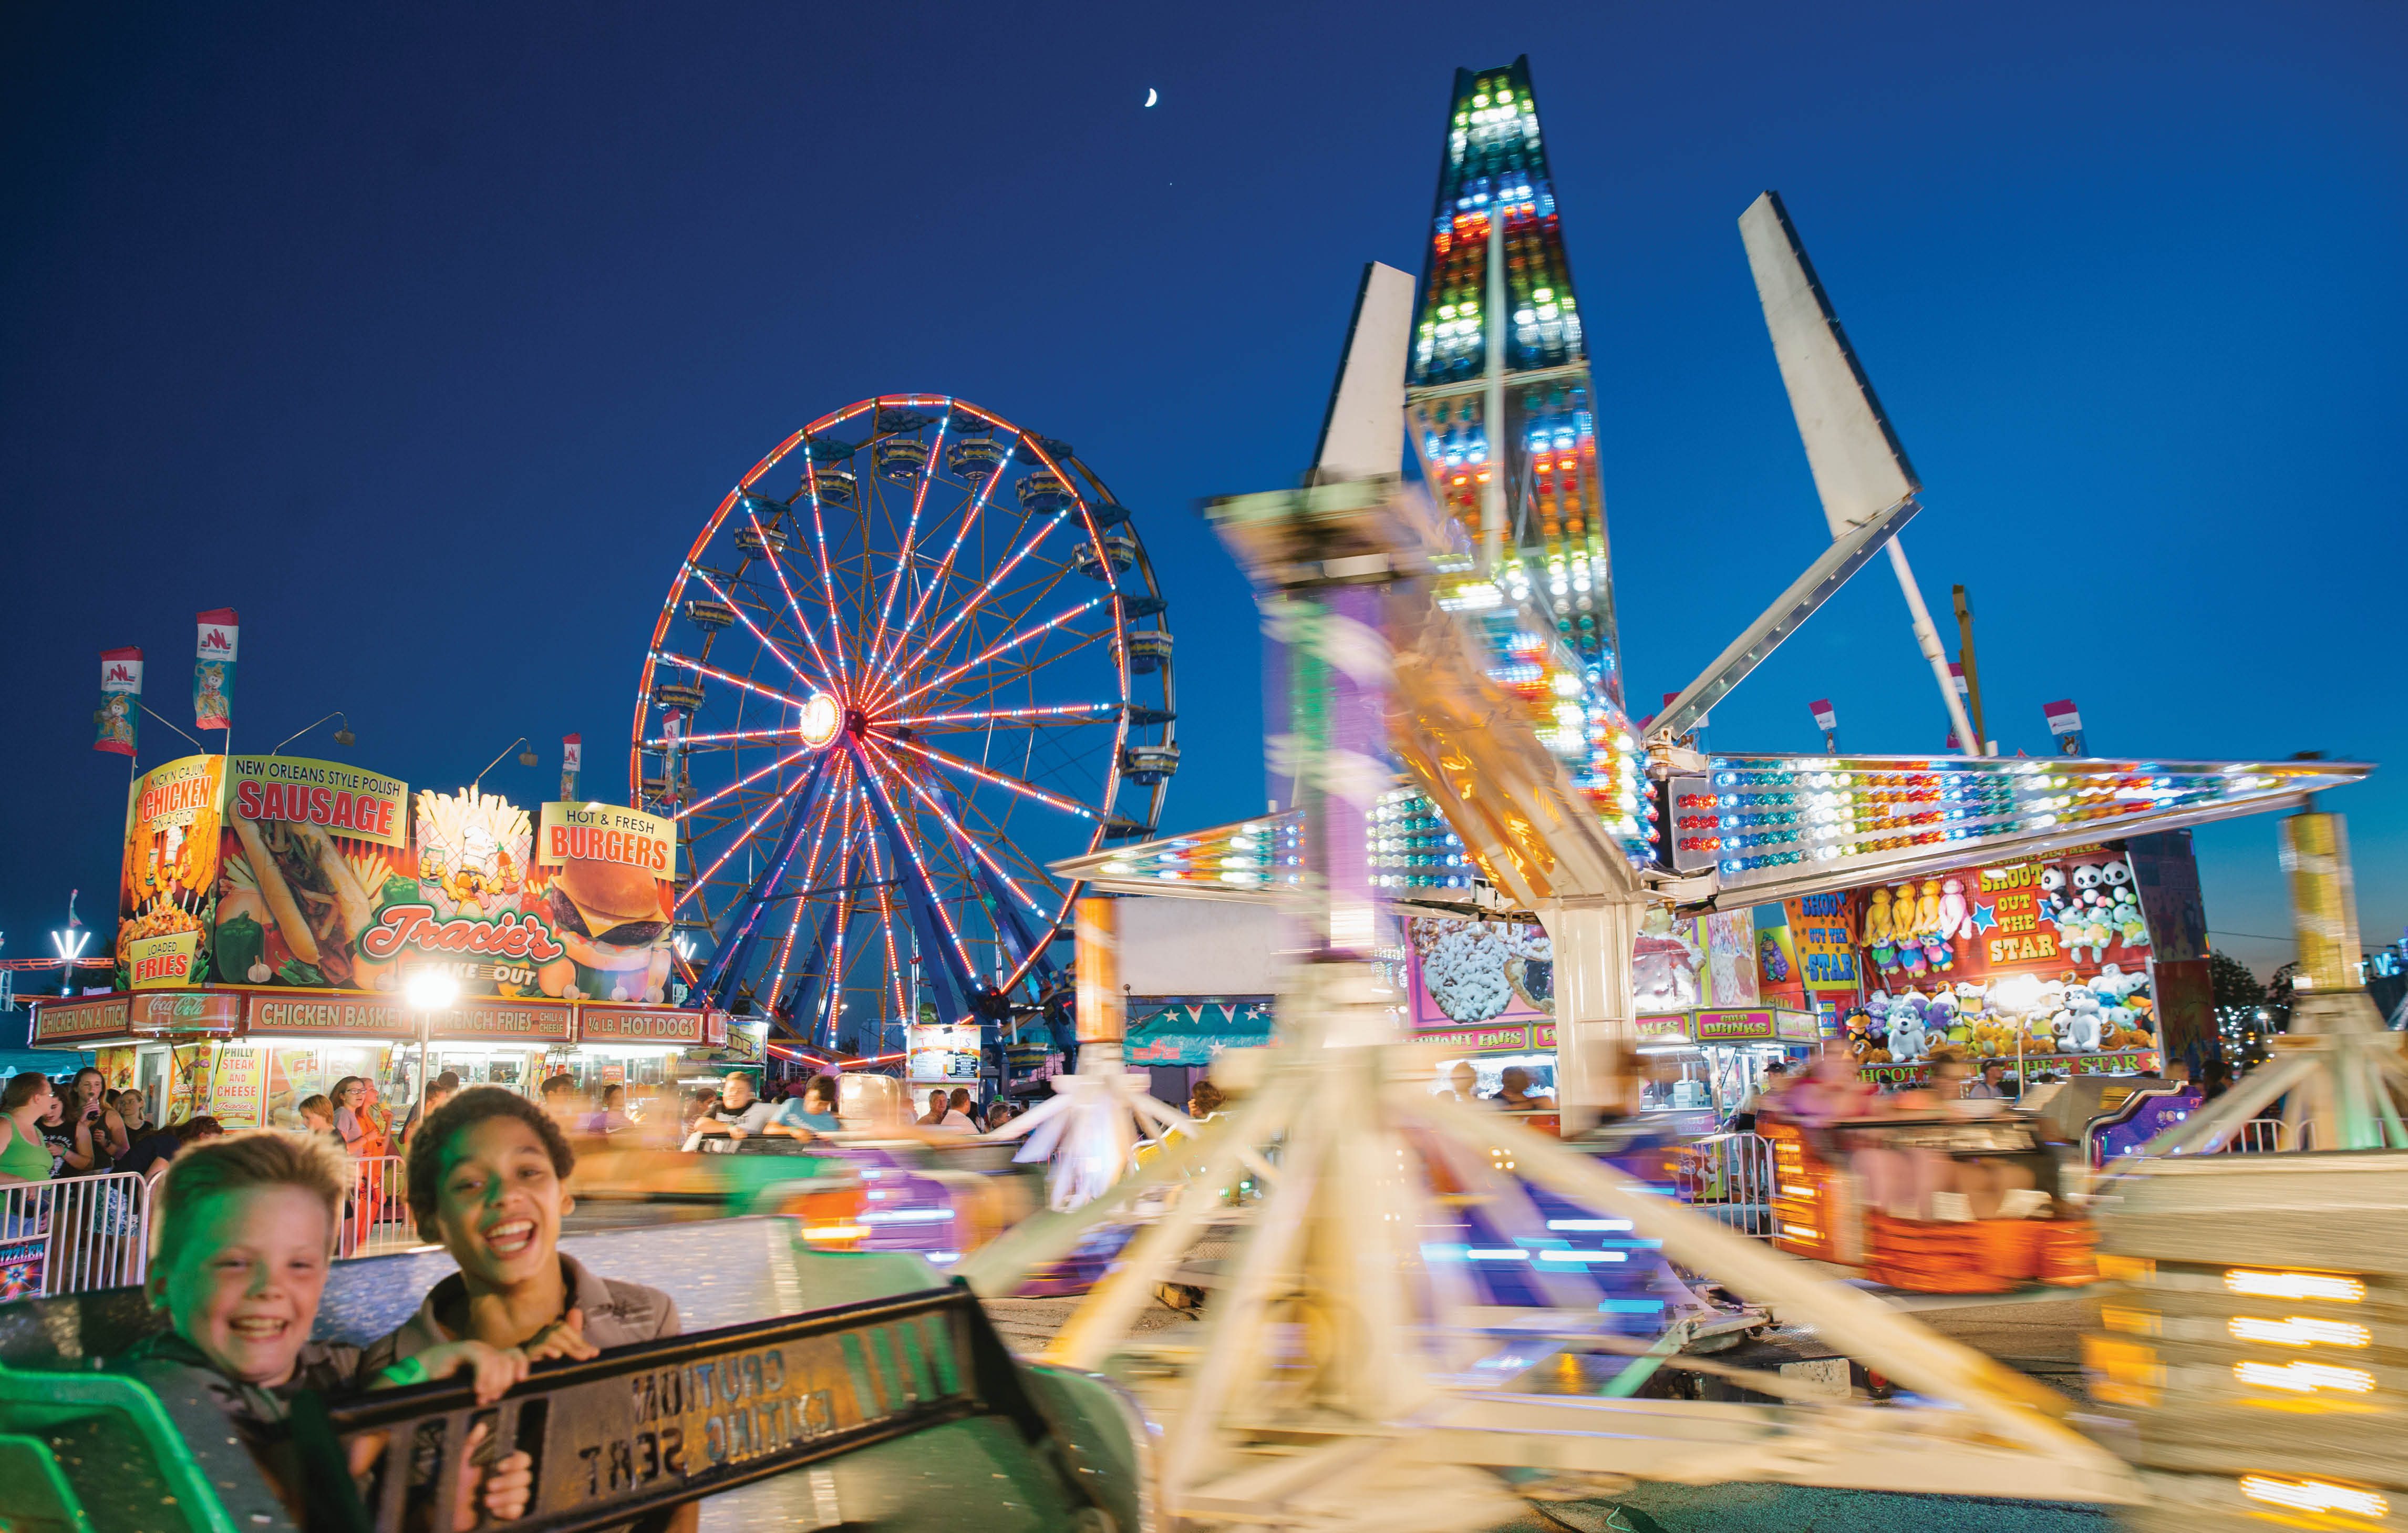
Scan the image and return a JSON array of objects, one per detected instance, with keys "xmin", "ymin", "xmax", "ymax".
[
  {"xmin": 876, "ymin": 748, "xmax": 1062, "ymax": 923},
  {"xmin": 872, "ymin": 447, "xmax": 1017, "ymax": 682},
  {"xmin": 683, "ymin": 555, "xmax": 828, "ymax": 692},
  {"xmin": 765, "ymin": 759, "xmax": 849, "ymax": 1009},
  {"xmin": 725, "ymin": 498, "xmax": 836, "ymax": 670},
  {"xmin": 874, "ymin": 733, "xmax": 1101, "ymax": 821}
]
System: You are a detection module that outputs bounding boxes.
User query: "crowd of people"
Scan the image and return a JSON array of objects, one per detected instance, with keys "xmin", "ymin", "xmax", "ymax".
[
  {"xmin": 0, "ymin": 1066, "xmax": 228, "ymax": 1197},
  {"xmin": 0, "ymin": 1062, "xmax": 1056, "ymax": 1205}
]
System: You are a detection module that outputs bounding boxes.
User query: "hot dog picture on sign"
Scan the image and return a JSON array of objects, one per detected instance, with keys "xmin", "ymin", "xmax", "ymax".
[{"xmin": 211, "ymin": 756, "xmax": 410, "ymax": 991}]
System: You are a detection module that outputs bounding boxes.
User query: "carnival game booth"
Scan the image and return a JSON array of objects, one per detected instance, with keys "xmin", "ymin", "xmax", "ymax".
[{"xmin": 1761, "ymin": 835, "xmax": 2199, "ymax": 1090}]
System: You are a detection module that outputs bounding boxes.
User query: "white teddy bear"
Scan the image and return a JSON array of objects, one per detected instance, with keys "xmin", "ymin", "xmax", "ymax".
[{"xmin": 2063, "ymin": 983, "xmax": 2104, "ymax": 1053}]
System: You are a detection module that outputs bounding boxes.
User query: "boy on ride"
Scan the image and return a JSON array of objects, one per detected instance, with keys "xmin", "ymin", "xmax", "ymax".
[
  {"xmin": 125, "ymin": 1130, "xmax": 543, "ymax": 1526},
  {"xmin": 368, "ymin": 1086, "xmax": 678, "ymax": 1370}
]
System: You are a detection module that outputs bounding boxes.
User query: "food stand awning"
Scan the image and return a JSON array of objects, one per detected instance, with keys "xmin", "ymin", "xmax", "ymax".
[{"xmin": 28, "ymin": 989, "xmax": 724, "ymax": 1050}]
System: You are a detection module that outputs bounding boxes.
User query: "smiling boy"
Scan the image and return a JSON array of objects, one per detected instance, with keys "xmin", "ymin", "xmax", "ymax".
[{"xmin": 366, "ymin": 1087, "xmax": 678, "ymax": 1374}]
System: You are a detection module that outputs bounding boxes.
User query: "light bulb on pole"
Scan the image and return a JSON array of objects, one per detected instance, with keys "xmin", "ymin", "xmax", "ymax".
[
  {"xmin": 402, "ymin": 970, "xmax": 459, "ymax": 1119},
  {"xmin": 468, "ymin": 737, "xmax": 538, "ymax": 798}
]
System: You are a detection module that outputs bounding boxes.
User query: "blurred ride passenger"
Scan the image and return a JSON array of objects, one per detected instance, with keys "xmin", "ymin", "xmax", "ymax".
[
  {"xmin": 583, "ymin": 1083, "xmax": 631, "ymax": 1136},
  {"xmin": 684, "ymin": 1074, "xmax": 775, "ymax": 1150},
  {"xmin": 1731, "ymin": 1061, "xmax": 1787, "ymax": 1132},
  {"xmin": 767, "ymin": 1076, "xmax": 842, "ymax": 1140}
]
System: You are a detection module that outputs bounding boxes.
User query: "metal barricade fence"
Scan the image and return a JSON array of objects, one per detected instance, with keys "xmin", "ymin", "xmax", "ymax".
[
  {"xmin": 2228, "ymin": 1118, "xmax": 2301, "ymax": 1153},
  {"xmin": 1675, "ymin": 1132, "xmax": 1778, "ymax": 1238},
  {"xmin": 337, "ymin": 1155, "xmax": 419, "ymax": 1259},
  {"xmin": 0, "ymin": 1171, "xmax": 152, "ymax": 1297}
]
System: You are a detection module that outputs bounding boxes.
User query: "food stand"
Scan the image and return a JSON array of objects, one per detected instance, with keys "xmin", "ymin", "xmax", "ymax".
[
  {"xmin": 1649, "ymin": 1006, "xmax": 1823, "ymax": 1119},
  {"xmin": 61, "ymin": 750, "xmax": 740, "ymax": 1121}
]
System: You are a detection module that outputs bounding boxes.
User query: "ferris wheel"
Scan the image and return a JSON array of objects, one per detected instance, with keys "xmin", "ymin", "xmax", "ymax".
[{"xmin": 631, "ymin": 395, "xmax": 1176, "ymax": 1049}]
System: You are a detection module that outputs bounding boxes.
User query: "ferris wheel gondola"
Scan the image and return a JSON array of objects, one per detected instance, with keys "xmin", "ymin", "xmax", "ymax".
[{"xmin": 632, "ymin": 396, "xmax": 1174, "ymax": 1052}]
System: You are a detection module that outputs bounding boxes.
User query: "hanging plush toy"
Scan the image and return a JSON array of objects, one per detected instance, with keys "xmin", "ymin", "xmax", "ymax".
[
  {"xmin": 1913, "ymin": 880, "xmax": 1944, "ymax": 940},
  {"xmin": 2038, "ymin": 865, "xmax": 2071, "ymax": 929},
  {"xmin": 1897, "ymin": 935, "xmax": 1929, "ymax": 981},
  {"xmin": 1927, "ymin": 991, "xmax": 1966, "ymax": 1045},
  {"xmin": 2064, "ymin": 984, "xmax": 2105, "ymax": 1053},
  {"xmin": 1937, "ymin": 877, "xmax": 1970, "ymax": 941},
  {"xmin": 1887, "ymin": 995, "xmax": 1929, "ymax": 1063},
  {"xmin": 2067, "ymin": 865, "xmax": 2107, "ymax": 963},
  {"xmin": 2106, "ymin": 870, "xmax": 2149, "ymax": 951},
  {"xmin": 1864, "ymin": 887, "xmax": 1898, "ymax": 979}
]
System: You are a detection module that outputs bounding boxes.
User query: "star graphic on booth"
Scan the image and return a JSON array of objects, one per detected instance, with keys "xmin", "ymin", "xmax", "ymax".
[{"xmin": 1969, "ymin": 903, "xmax": 1999, "ymax": 933}]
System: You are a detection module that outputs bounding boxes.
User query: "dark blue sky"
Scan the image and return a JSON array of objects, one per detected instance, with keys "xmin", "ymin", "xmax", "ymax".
[{"xmin": 4, "ymin": 2, "xmax": 2401, "ymax": 982}]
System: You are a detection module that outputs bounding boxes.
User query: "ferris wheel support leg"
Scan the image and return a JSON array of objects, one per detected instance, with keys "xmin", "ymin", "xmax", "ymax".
[
  {"xmin": 1539, "ymin": 896, "xmax": 1643, "ymax": 1133},
  {"xmin": 699, "ymin": 755, "xmax": 834, "ymax": 1006}
]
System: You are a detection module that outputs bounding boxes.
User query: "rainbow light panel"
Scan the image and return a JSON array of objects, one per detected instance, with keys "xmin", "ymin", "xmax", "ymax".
[
  {"xmin": 1664, "ymin": 754, "xmax": 2365, "ymax": 890},
  {"xmin": 1090, "ymin": 816, "xmax": 1305, "ymax": 893}
]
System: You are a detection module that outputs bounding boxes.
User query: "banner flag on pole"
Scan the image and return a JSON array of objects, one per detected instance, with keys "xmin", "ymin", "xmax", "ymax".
[
  {"xmin": 1808, "ymin": 698, "xmax": 1836, "ymax": 733},
  {"xmin": 561, "ymin": 734, "xmax": 582, "ymax": 800},
  {"xmin": 193, "ymin": 609, "xmax": 239, "ymax": 732},
  {"xmin": 95, "ymin": 647, "xmax": 143, "ymax": 756},
  {"xmin": 2042, "ymin": 697, "xmax": 2084, "ymax": 756},
  {"xmin": 1948, "ymin": 662, "xmax": 1970, "ymax": 697}
]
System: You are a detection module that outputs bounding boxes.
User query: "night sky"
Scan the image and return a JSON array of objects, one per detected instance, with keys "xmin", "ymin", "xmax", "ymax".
[{"xmin": 4, "ymin": 2, "xmax": 2402, "ymax": 994}]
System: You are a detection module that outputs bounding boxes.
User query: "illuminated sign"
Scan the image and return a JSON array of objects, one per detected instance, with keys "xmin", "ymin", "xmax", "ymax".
[
  {"xmin": 577, "ymin": 1005, "xmax": 716, "ymax": 1045},
  {"xmin": 1412, "ymin": 1024, "xmax": 1531, "ymax": 1053},
  {"xmin": 129, "ymin": 932, "xmax": 200, "ymax": 990},
  {"xmin": 34, "ymin": 994, "xmax": 132, "ymax": 1043}
]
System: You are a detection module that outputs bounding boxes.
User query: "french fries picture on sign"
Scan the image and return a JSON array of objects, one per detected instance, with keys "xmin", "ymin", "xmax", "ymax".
[{"xmin": 118, "ymin": 754, "xmax": 226, "ymax": 988}]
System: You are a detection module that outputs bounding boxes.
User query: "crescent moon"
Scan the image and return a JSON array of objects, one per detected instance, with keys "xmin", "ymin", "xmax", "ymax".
[{"xmin": 1144, "ymin": 88, "xmax": 1158, "ymax": 108}]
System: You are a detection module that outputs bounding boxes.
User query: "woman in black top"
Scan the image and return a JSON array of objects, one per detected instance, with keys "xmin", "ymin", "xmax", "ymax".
[
  {"xmin": 38, "ymin": 1086, "xmax": 96, "ymax": 1177},
  {"xmin": 113, "ymin": 1088, "xmax": 152, "ymax": 1139}
]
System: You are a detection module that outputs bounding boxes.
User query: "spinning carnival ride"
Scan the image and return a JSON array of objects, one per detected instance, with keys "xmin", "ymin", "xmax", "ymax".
[
  {"xmin": 632, "ymin": 397, "xmax": 1176, "ymax": 1044},
  {"xmin": 973, "ymin": 59, "xmax": 2379, "ymax": 1533}
]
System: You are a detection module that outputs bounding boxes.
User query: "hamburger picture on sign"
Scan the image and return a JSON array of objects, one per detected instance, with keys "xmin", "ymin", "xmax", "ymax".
[{"xmin": 530, "ymin": 801, "xmax": 678, "ymax": 1003}]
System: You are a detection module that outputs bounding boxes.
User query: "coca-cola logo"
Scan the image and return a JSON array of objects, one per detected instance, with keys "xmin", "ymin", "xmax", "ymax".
[{"xmin": 361, "ymin": 903, "xmax": 566, "ymax": 963}]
